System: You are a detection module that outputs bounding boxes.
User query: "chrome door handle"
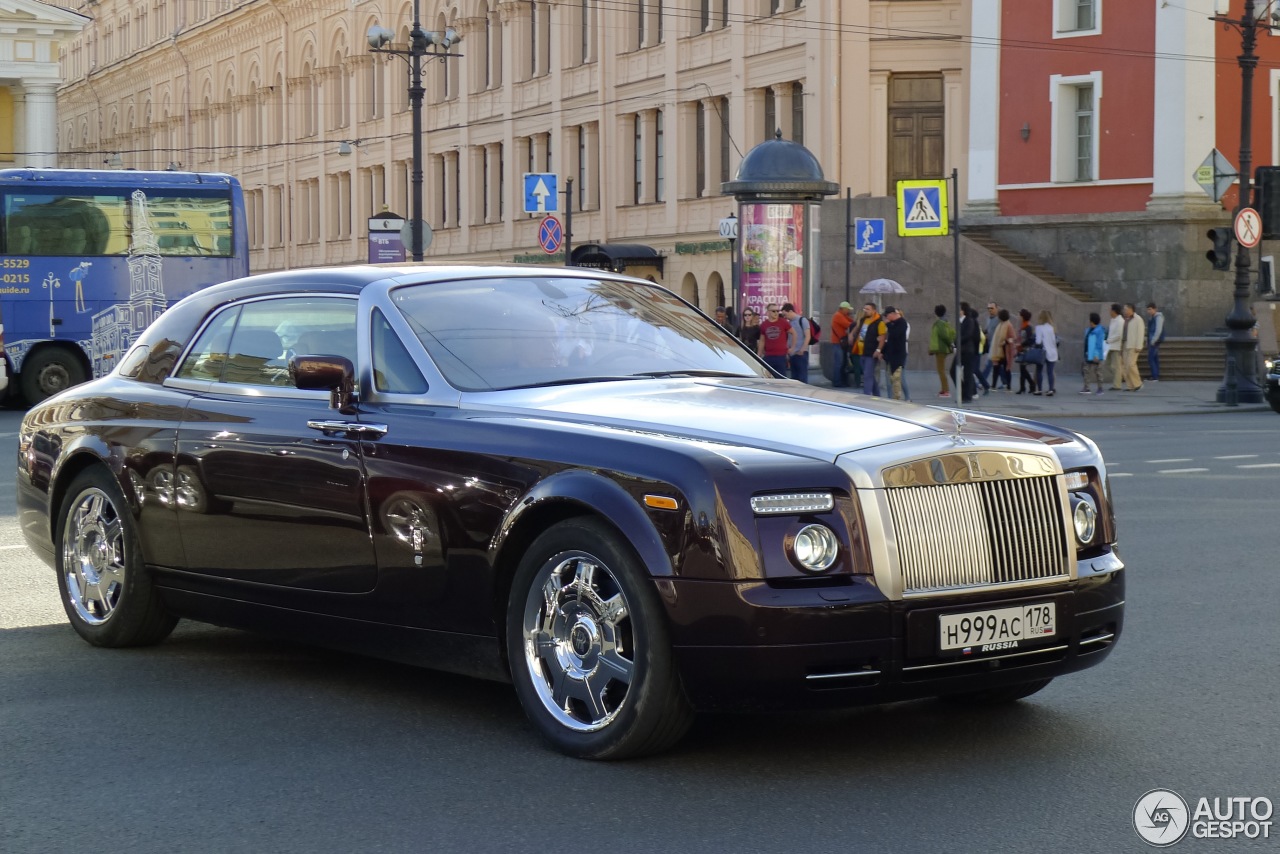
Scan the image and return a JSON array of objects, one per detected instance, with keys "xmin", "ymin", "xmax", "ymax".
[{"xmin": 306, "ymin": 420, "xmax": 389, "ymax": 439}]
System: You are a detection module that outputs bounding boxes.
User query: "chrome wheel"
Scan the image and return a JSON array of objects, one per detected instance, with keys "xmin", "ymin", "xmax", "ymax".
[
  {"xmin": 522, "ymin": 550, "xmax": 634, "ymax": 733},
  {"xmin": 61, "ymin": 487, "xmax": 127, "ymax": 626}
]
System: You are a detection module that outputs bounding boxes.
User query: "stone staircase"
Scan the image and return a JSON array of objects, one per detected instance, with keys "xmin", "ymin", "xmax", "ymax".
[
  {"xmin": 1146, "ymin": 337, "xmax": 1227, "ymax": 381},
  {"xmin": 965, "ymin": 228, "xmax": 1095, "ymax": 302}
]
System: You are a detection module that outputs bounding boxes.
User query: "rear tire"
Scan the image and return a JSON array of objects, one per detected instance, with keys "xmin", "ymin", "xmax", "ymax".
[
  {"xmin": 21, "ymin": 347, "xmax": 87, "ymax": 404},
  {"xmin": 506, "ymin": 517, "xmax": 693, "ymax": 759},
  {"xmin": 55, "ymin": 467, "xmax": 177, "ymax": 647},
  {"xmin": 942, "ymin": 678, "xmax": 1053, "ymax": 705}
]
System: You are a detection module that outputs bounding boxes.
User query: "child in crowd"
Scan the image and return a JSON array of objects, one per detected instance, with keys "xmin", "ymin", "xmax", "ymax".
[{"xmin": 1081, "ymin": 312, "xmax": 1107, "ymax": 395}]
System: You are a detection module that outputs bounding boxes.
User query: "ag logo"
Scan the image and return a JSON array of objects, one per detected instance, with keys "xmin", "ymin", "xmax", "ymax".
[{"xmin": 1134, "ymin": 789, "xmax": 1190, "ymax": 847}]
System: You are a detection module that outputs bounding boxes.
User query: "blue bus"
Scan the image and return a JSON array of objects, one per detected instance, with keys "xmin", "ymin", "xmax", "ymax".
[{"xmin": 0, "ymin": 169, "xmax": 249, "ymax": 403}]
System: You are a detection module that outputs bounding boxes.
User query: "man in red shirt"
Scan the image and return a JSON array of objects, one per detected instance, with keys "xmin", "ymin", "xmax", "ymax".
[
  {"xmin": 757, "ymin": 303, "xmax": 794, "ymax": 377},
  {"xmin": 829, "ymin": 300, "xmax": 855, "ymax": 387}
]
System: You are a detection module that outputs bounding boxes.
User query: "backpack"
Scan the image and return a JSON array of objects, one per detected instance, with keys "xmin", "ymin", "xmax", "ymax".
[{"xmin": 808, "ymin": 316, "xmax": 820, "ymax": 345}]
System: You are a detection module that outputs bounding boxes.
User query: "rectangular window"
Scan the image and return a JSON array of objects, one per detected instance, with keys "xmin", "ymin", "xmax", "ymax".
[
  {"xmin": 719, "ymin": 96, "xmax": 731, "ymax": 185},
  {"xmin": 655, "ymin": 110, "xmax": 665, "ymax": 203},
  {"xmin": 1075, "ymin": 85, "xmax": 1094, "ymax": 181},
  {"xmin": 763, "ymin": 88, "xmax": 776, "ymax": 140},
  {"xmin": 695, "ymin": 102, "xmax": 707, "ymax": 196},
  {"xmin": 1054, "ymin": 0, "xmax": 1100, "ymax": 37},
  {"xmin": 1, "ymin": 190, "xmax": 234, "ymax": 257},
  {"xmin": 634, "ymin": 115, "xmax": 643, "ymax": 204},
  {"xmin": 1050, "ymin": 72, "xmax": 1100, "ymax": 183},
  {"xmin": 577, "ymin": 126, "xmax": 587, "ymax": 210}
]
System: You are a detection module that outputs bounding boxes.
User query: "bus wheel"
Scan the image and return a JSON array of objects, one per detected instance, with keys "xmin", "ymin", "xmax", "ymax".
[{"xmin": 21, "ymin": 348, "xmax": 87, "ymax": 404}]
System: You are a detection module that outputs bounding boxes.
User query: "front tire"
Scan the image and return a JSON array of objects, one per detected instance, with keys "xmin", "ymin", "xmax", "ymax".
[
  {"xmin": 506, "ymin": 518, "xmax": 693, "ymax": 760},
  {"xmin": 55, "ymin": 468, "xmax": 177, "ymax": 647}
]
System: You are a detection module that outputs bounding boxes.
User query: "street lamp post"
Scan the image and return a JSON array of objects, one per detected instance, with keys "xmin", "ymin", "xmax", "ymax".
[
  {"xmin": 368, "ymin": 5, "xmax": 461, "ymax": 262},
  {"xmin": 1213, "ymin": 0, "xmax": 1268, "ymax": 403}
]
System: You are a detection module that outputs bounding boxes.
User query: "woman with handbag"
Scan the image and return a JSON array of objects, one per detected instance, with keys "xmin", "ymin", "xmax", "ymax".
[
  {"xmin": 1033, "ymin": 309, "xmax": 1059, "ymax": 396},
  {"xmin": 1016, "ymin": 308, "xmax": 1040, "ymax": 394}
]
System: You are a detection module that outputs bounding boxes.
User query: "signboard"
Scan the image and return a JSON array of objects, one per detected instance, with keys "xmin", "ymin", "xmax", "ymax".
[
  {"xmin": 854, "ymin": 218, "xmax": 886, "ymax": 254},
  {"xmin": 524, "ymin": 173, "xmax": 558, "ymax": 214},
  {"xmin": 1195, "ymin": 148, "xmax": 1238, "ymax": 204},
  {"xmin": 398, "ymin": 219, "xmax": 433, "ymax": 255},
  {"xmin": 719, "ymin": 216, "xmax": 738, "ymax": 240},
  {"xmin": 1236, "ymin": 207, "xmax": 1262, "ymax": 248},
  {"xmin": 538, "ymin": 214, "xmax": 563, "ymax": 254},
  {"xmin": 896, "ymin": 180, "xmax": 948, "ymax": 237},
  {"xmin": 739, "ymin": 203, "xmax": 805, "ymax": 316},
  {"xmin": 368, "ymin": 215, "xmax": 406, "ymax": 263}
]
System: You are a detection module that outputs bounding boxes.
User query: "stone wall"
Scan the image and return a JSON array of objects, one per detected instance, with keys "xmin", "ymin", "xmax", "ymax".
[{"xmin": 814, "ymin": 197, "xmax": 1266, "ymax": 380}]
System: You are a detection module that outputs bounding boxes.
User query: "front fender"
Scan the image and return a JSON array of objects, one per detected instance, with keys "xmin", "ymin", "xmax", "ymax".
[{"xmin": 497, "ymin": 468, "xmax": 676, "ymax": 578}]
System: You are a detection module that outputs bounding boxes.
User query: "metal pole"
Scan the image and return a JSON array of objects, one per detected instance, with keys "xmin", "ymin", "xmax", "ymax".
[
  {"xmin": 563, "ymin": 177, "xmax": 574, "ymax": 265},
  {"xmin": 409, "ymin": 0, "xmax": 425, "ymax": 262},
  {"xmin": 952, "ymin": 167, "xmax": 963, "ymax": 406},
  {"xmin": 1219, "ymin": 0, "xmax": 1264, "ymax": 402},
  {"xmin": 844, "ymin": 188, "xmax": 852, "ymax": 304}
]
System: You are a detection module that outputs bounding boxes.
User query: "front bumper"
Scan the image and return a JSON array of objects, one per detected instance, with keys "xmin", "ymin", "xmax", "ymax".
[{"xmin": 664, "ymin": 569, "xmax": 1124, "ymax": 712}]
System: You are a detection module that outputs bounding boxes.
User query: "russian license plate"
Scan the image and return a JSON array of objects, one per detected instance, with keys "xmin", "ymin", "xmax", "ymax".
[{"xmin": 938, "ymin": 602, "xmax": 1056, "ymax": 653}]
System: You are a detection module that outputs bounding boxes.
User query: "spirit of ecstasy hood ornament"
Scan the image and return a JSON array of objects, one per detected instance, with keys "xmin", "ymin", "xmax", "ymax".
[{"xmin": 949, "ymin": 410, "xmax": 974, "ymax": 446}]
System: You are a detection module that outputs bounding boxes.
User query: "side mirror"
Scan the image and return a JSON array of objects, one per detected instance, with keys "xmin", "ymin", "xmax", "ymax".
[{"xmin": 290, "ymin": 354, "xmax": 357, "ymax": 414}]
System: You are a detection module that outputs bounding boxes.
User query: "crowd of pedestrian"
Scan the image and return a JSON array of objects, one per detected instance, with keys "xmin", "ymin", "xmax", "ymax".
[{"xmin": 723, "ymin": 295, "xmax": 1168, "ymax": 399}]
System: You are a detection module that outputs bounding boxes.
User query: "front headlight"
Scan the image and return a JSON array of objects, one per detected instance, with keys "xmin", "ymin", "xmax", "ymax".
[
  {"xmin": 1266, "ymin": 357, "xmax": 1277, "ymax": 375},
  {"xmin": 791, "ymin": 523, "xmax": 839, "ymax": 572},
  {"xmin": 1072, "ymin": 496, "xmax": 1098, "ymax": 545}
]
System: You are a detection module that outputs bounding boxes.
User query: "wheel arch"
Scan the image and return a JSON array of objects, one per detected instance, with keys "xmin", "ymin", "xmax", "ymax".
[
  {"xmin": 490, "ymin": 470, "xmax": 677, "ymax": 668},
  {"xmin": 48, "ymin": 446, "xmax": 133, "ymax": 544}
]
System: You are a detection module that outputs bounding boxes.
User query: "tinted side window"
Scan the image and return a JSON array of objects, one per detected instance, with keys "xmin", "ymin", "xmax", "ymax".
[
  {"xmin": 372, "ymin": 309, "xmax": 427, "ymax": 394},
  {"xmin": 174, "ymin": 297, "xmax": 358, "ymax": 387},
  {"xmin": 175, "ymin": 307, "xmax": 240, "ymax": 381}
]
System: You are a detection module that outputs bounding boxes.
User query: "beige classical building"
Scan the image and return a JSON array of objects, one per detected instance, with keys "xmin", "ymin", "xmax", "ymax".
[
  {"xmin": 1, "ymin": 0, "xmax": 88, "ymax": 168},
  {"xmin": 53, "ymin": 0, "xmax": 970, "ymax": 308}
]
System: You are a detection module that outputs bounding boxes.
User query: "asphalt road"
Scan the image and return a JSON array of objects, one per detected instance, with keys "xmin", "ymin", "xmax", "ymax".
[{"xmin": 2, "ymin": 408, "xmax": 1277, "ymax": 853}]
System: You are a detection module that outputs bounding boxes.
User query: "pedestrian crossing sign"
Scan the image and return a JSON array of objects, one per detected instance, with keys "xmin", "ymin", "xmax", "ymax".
[{"xmin": 896, "ymin": 179, "xmax": 949, "ymax": 237}]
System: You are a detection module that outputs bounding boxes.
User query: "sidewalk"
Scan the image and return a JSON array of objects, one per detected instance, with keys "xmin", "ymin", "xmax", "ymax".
[{"xmin": 812, "ymin": 368, "xmax": 1273, "ymax": 418}]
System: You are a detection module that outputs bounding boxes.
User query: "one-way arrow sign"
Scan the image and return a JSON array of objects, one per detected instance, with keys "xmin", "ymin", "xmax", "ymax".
[
  {"xmin": 1194, "ymin": 148, "xmax": 1238, "ymax": 204},
  {"xmin": 524, "ymin": 173, "xmax": 558, "ymax": 214}
]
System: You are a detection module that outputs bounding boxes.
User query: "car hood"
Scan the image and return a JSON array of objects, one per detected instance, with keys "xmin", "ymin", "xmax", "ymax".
[{"xmin": 469, "ymin": 377, "xmax": 1071, "ymax": 462}]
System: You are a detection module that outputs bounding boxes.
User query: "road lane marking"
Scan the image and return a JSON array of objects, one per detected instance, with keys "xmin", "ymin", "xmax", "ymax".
[
  {"xmin": 1157, "ymin": 468, "xmax": 1209, "ymax": 474},
  {"xmin": 1215, "ymin": 454, "xmax": 1259, "ymax": 460},
  {"xmin": 1108, "ymin": 472, "xmax": 1133, "ymax": 477},
  {"xmin": 0, "ymin": 544, "xmax": 29, "ymax": 550},
  {"xmin": 1237, "ymin": 463, "xmax": 1280, "ymax": 469},
  {"xmin": 1148, "ymin": 458, "xmax": 1192, "ymax": 463}
]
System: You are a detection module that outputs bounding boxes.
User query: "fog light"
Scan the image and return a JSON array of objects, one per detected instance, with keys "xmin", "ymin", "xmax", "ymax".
[
  {"xmin": 793, "ymin": 524, "xmax": 839, "ymax": 572},
  {"xmin": 1073, "ymin": 499, "xmax": 1097, "ymax": 545}
]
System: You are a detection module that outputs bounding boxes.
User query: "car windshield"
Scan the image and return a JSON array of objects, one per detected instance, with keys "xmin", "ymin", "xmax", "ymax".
[{"xmin": 391, "ymin": 275, "xmax": 770, "ymax": 391}]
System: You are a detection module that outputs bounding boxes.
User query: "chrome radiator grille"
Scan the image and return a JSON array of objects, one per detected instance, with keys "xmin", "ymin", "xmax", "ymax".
[{"xmin": 885, "ymin": 476, "xmax": 1069, "ymax": 594}]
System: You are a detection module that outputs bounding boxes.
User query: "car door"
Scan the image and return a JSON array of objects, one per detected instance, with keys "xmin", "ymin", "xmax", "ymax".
[
  {"xmin": 170, "ymin": 294, "xmax": 377, "ymax": 593},
  {"xmin": 353, "ymin": 307, "xmax": 535, "ymax": 635}
]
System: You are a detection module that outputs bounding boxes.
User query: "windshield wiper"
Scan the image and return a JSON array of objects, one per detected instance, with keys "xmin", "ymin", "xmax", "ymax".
[{"xmin": 630, "ymin": 370, "xmax": 755, "ymax": 378}]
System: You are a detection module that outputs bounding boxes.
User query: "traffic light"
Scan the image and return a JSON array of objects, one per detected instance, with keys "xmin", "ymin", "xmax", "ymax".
[
  {"xmin": 1257, "ymin": 166, "xmax": 1280, "ymax": 239},
  {"xmin": 1207, "ymin": 227, "xmax": 1233, "ymax": 271}
]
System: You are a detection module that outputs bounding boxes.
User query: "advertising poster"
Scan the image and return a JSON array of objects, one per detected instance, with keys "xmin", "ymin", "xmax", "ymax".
[
  {"xmin": 738, "ymin": 203, "xmax": 805, "ymax": 317},
  {"xmin": 368, "ymin": 231, "xmax": 406, "ymax": 264}
]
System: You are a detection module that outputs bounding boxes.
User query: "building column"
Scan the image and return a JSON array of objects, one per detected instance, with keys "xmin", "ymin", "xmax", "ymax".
[
  {"xmin": 965, "ymin": 0, "xmax": 1000, "ymax": 215},
  {"xmin": 869, "ymin": 71, "xmax": 890, "ymax": 196},
  {"xmin": 1147, "ymin": 0, "xmax": 1221, "ymax": 213},
  {"xmin": 774, "ymin": 84, "xmax": 793, "ymax": 140},
  {"xmin": 943, "ymin": 69, "xmax": 965, "ymax": 207},
  {"xmin": 23, "ymin": 82, "xmax": 59, "ymax": 168}
]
